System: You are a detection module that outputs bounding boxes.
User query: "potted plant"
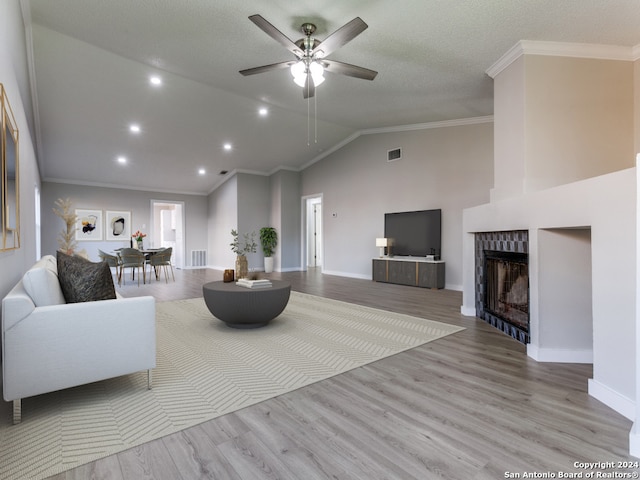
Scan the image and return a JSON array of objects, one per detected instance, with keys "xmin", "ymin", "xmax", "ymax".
[
  {"xmin": 230, "ymin": 229, "xmax": 256, "ymax": 279},
  {"xmin": 259, "ymin": 227, "xmax": 278, "ymax": 273},
  {"xmin": 132, "ymin": 230, "xmax": 147, "ymax": 250}
]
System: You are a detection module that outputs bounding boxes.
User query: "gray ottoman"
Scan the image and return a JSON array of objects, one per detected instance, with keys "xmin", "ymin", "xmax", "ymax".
[{"xmin": 202, "ymin": 280, "xmax": 291, "ymax": 328}]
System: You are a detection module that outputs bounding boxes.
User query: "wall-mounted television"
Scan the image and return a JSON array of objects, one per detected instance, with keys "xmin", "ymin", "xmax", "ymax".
[{"xmin": 384, "ymin": 209, "xmax": 441, "ymax": 257}]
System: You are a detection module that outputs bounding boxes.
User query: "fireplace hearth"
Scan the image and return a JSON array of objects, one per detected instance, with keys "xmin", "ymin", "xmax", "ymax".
[{"xmin": 475, "ymin": 231, "xmax": 529, "ymax": 344}]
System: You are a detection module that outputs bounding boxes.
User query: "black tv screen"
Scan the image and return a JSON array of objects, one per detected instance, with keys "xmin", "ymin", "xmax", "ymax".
[{"xmin": 384, "ymin": 209, "xmax": 441, "ymax": 257}]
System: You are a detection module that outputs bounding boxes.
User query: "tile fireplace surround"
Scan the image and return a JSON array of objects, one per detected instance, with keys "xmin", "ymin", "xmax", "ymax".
[{"xmin": 475, "ymin": 230, "xmax": 529, "ymax": 343}]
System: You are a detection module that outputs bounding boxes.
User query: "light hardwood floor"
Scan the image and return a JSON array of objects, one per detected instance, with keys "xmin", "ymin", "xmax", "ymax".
[{"xmin": 47, "ymin": 267, "xmax": 638, "ymax": 479}]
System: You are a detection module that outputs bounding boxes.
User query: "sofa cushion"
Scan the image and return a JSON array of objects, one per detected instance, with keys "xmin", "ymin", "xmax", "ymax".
[
  {"xmin": 57, "ymin": 251, "xmax": 117, "ymax": 303},
  {"xmin": 22, "ymin": 255, "xmax": 66, "ymax": 307}
]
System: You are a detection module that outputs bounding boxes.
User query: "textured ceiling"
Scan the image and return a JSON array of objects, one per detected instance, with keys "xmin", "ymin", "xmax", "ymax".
[{"xmin": 24, "ymin": 0, "xmax": 640, "ymax": 195}]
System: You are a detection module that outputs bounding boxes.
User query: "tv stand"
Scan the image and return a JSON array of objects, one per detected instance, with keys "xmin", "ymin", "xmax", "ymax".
[{"xmin": 372, "ymin": 257, "xmax": 445, "ymax": 289}]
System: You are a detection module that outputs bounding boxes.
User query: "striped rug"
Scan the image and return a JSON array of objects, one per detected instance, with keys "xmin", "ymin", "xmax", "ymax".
[{"xmin": 0, "ymin": 292, "xmax": 464, "ymax": 479}]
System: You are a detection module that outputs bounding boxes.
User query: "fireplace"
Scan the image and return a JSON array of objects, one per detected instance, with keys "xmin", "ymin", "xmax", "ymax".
[{"xmin": 475, "ymin": 231, "xmax": 530, "ymax": 344}]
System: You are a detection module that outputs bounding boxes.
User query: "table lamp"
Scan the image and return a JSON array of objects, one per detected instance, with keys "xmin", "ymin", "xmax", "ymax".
[{"xmin": 376, "ymin": 237, "xmax": 389, "ymax": 257}]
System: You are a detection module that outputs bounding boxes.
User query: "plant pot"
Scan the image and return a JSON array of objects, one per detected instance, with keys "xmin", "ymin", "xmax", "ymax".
[
  {"xmin": 264, "ymin": 256, "xmax": 274, "ymax": 273},
  {"xmin": 235, "ymin": 255, "xmax": 248, "ymax": 279},
  {"xmin": 137, "ymin": 239, "xmax": 143, "ymax": 250}
]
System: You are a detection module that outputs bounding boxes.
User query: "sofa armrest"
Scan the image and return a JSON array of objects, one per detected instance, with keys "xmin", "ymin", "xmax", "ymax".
[{"xmin": 2, "ymin": 296, "xmax": 156, "ymax": 402}]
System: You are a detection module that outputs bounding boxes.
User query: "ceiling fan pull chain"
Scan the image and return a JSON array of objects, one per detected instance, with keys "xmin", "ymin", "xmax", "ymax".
[{"xmin": 307, "ymin": 87, "xmax": 311, "ymax": 146}]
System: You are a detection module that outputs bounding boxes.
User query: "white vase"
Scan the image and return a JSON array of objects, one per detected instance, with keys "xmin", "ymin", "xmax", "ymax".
[{"xmin": 264, "ymin": 256, "xmax": 274, "ymax": 273}]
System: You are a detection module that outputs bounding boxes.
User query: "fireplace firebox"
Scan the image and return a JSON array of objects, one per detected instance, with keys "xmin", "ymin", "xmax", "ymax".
[
  {"xmin": 475, "ymin": 231, "xmax": 529, "ymax": 344},
  {"xmin": 483, "ymin": 251, "xmax": 529, "ymax": 338}
]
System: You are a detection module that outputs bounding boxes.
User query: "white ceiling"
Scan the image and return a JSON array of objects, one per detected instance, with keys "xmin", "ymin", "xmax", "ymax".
[{"xmin": 24, "ymin": 0, "xmax": 640, "ymax": 195}]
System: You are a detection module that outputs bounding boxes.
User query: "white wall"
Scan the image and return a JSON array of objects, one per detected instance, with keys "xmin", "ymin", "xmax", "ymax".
[
  {"xmin": 537, "ymin": 228, "xmax": 593, "ymax": 361},
  {"xmin": 300, "ymin": 121, "xmax": 494, "ymax": 288},
  {"xmin": 492, "ymin": 55, "xmax": 635, "ymax": 201},
  {"xmin": 467, "ymin": 50, "xmax": 638, "ymax": 427},
  {"xmin": 464, "ymin": 168, "xmax": 636, "ymax": 418}
]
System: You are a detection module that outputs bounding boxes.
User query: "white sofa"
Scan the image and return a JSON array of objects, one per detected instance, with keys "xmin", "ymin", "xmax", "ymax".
[{"xmin": 2, "ymin": 255, "xmax": 156, "ymax": 424}]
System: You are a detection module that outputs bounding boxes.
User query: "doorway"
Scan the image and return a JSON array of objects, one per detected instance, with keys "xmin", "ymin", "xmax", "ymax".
[
  {"xmin": 150, "ymin": 200, "xmax": 185, "ymax": 268},
  {"xmin": 302, "ymin": 195, "xmax": 323, "ymax": 270}
]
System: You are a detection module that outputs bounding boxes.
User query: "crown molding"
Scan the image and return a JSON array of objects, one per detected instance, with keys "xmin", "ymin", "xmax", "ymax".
[
  {"xmin": 361, "ymin": 115, "xmax": 494, "ymax": 135},
  {"xmin": 487, "ymin": 40, "xmax": 638, "ymax": 79}
]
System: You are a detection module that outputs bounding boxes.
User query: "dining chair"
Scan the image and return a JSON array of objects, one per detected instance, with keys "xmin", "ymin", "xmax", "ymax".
[
  {"xmin": 146, "ymin": 247, "xmax": 175, "ymax": 283},
  {"xmin": 98, "ymin": 249, "xmax": 121, "ymax": 286},
  {"xmin": 118, "ymin": 247, "xmax": 146, "ymax": 286}
]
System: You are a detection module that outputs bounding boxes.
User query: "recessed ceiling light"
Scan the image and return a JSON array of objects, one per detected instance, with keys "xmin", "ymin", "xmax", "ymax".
[
  {"xmin": 198, "ymin": 168, "xmax": 206, "ymax": 175},
  {"xmin": 223, "ymin": 143, "xmax": 232, "ymax": 151},
  {"xmin": 149, "ymin": 75, "xmax": 162, "ymax": 86},
  {"xmin": 117, "ymin": 156, "xmax": 127, "ymax": 164},
  {"xmin": 130, "ymin": 124, "xmax": 141, "ymax": 133},
  {"xmin": 259, "ymin": 107, "xmax": 268, "ymax": 116}
]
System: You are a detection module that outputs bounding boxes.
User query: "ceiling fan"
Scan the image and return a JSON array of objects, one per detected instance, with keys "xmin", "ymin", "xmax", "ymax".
[{"xmin": 239, "ymin": 14, "xmax": 378, "ymax": 99}]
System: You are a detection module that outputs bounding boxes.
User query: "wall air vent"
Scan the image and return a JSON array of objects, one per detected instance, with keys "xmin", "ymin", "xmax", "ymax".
[{"xmin": 387, "ymin": 148, "xmax": 402, "ymax": 162}]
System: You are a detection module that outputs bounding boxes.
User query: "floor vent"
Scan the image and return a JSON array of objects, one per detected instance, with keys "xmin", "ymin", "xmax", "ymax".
[
  {"xmin": 191, "ymin": 250, "xmax": 207, "ymax": 267},
  {"xmin": 387, "ymin": 147, "xmax": 402, "ymax": 162}
]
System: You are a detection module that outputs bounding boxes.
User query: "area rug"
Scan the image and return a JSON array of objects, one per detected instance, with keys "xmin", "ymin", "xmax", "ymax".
[{"xmin": 0, "ymin": 292, "xmax": 464, "ymax": 480}]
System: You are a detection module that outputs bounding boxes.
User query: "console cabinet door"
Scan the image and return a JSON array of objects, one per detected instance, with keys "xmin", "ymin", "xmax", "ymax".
[
  {"xmin": 418, "ymin": 262, "xmax": 445, "ymax": 289},
  {"xmin": 389, "ymin": 261, "xmax": 417, "ymax": 286},
  {"xmin": 372, "ymin": 259, "xmax": 388, "ymax": 282}
]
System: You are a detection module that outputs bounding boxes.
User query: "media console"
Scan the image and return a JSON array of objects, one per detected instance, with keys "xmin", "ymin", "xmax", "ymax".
[{"xmin": 372, "ymin": 257, "xmax": 445, "ymax": 289}]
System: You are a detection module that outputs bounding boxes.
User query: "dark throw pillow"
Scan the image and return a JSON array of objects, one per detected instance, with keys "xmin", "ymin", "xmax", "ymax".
[{"xmin": 57, "ymin": 251, "xmax": 117, "ymax": 303}]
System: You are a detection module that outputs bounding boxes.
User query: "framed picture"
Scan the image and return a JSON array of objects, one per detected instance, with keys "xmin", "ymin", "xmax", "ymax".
[
  {"xmin": 75, "ymin": 209, "xmax": 103, "ymax": 241},
  {"xmin": 105, "ymin": 210, "xmax": 131, "ymax": 241}
]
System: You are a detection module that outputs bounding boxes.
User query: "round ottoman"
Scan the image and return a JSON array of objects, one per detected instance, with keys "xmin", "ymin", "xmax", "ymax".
[{"xmin": 202, "ymin": 280, "xmax": 291, "ymax": 328}]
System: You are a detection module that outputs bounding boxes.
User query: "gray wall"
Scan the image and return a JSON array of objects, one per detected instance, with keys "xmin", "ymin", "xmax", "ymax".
[
  {"xmin": 269, "ymin": 170, "xmax": 301, "ymax": 271},
  {"xmin": 237, "ymin": 173, "xmax": 270, "ymax": 271},
  {"xmin": 41, "ymin": 182, "xmax": 208, "ymax": 264},
  {"xmin": 300, "ymin": 122, "xmax": 494, "ymax": 289},
  {"xmin": 207, "ymin": 175, "xmax": 238, "ymax": 270},
  {"xmin": 0, "ymin": 0, "xmax": 41, "ymax": 303}
]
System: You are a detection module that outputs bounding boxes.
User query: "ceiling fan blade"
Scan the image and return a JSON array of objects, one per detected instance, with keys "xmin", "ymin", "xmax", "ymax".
[
  {"xmin": 302, "ymin": 75, "xmax": 315, "ymax": 99},
  {"xmin": 239, "ymin": 61, "xmax": 295, "ymax": 76},
  {"xmin": 312, "ymin": 17, "xmax": 368, "ymax": 58},
  {"xmin": 248, "ymin": 14, "xmax": 303, "ymax": 57},
  {"xmin": 322, "ymin": 59, "xmax": 378, "ymax": 80}
]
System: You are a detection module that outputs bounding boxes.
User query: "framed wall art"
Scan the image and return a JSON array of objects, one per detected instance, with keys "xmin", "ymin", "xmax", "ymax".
[
  {"xmin": 105, "ymin": 210, "xmax": 131, "ymax": 241},
  {"xmin": 75, "ymin": 209, "xmax": 103, "ymax": 241}
]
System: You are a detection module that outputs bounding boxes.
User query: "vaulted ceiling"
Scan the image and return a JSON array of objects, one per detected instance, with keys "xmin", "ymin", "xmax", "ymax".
[{"xmin": 24, "ymin": 0, "xmax": 640, "ymax": 195}]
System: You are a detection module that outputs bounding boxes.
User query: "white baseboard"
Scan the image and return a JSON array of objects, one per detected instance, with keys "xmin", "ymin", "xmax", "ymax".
[
  {"xmin": 322, "ymin": 269, "xmax": 371, "ymax": 280},
  {"xmin": 460, "ymin": 305, "xmax": 476, "ymax": 316},
  {"xmin": 527, "ymin": 344, "xmax": 593, "ymax": 364},
  {"xmin": 588, "ymin": 378, "xmax": 635, "ymax": 420},
  {"xmin": 630, "ymin": 422, "xmax": 640, "ymax": 459}
]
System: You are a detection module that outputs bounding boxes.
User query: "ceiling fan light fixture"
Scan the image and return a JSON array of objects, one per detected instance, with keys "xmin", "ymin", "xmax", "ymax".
[
  {"xmin": 291, "ymin": 60, "xmax": 324, "ymax": 88},
  {"xmin": 291, "ymin": 61, "xmax": 307, "ymax": 87},
  {"xmin": 309, "ymin": 61, "xmax": 325, "ymax": 86}
]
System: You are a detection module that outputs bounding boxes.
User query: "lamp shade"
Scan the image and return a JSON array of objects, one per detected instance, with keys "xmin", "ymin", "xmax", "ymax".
[
  {"xmin": 291, "ymin": 61, "xmax": 307, "ymax": 87},
  {"xmin": 376, "ymin": 237, "xmax": 389, "ymax": 247},
  {"xmin": 309, "ymin": 61, "xmax": 325, "ymax": 86}
]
